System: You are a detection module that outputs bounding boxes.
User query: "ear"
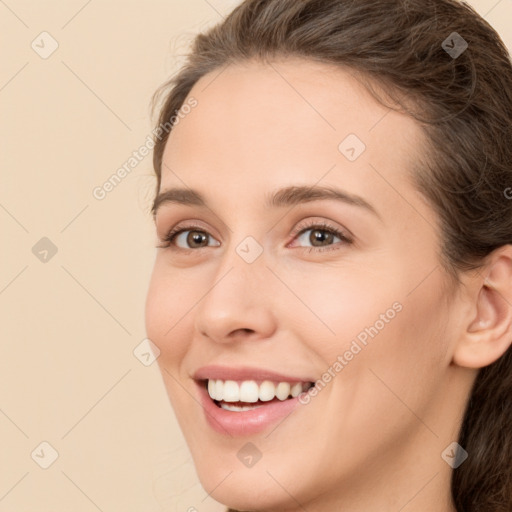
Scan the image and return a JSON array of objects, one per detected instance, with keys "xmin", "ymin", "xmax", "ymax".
[{"xmin": 453, "ymin": 245, "xmax": 512, "ymax": 369}]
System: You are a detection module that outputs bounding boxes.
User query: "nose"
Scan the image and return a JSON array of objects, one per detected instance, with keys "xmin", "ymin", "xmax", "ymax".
[{"xmin": 194, "ymin": 249, "xmax": 277, "ymax": 344}]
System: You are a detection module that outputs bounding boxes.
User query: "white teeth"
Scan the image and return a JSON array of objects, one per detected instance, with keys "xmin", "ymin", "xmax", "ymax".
[
  {"xmin": 206, "ymin": 378, "xmax": 311, "ymax": 403},
  {"xmin": 290, "ymin": 382, "xmax": 303, "ymax": 397},
  {"xmin": 259, "ymin": 380, "xmax": 275, "ymax": 402},
  {"xmin": 220, "ymin": 402, "xmax": 264, "ymax": 412},
  {"xmin": 208, "ymin": 379, "xmax": 216, "ymax": 399},
  {"xmin": 214, "ymin": 379, "xmax": 223, "ymax": 401},
  {"xmin": 223, "ymin": 380, "xmax": 239, "ymax": 402},
  {"xmin": 275, "ymin": 382, "xmax": 291, "ymax": 401},
  {"xmin": 239, "ymin": 380, "xmax": 259, "ymax": 403}
]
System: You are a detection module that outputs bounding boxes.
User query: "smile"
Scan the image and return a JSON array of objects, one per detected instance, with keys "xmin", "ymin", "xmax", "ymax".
[
  {"xmin": 207, "ymin": 379, "xmax": 313, "ymax": 410},
  {"xmin": 193, "ymin": 366, "xmax": 316, "ymax": 436}
]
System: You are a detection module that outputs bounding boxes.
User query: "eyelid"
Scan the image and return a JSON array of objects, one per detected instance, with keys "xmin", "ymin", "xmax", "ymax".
[{"xmin": 157, "ymin": 218, "xmax": 215, "ymax": 238}]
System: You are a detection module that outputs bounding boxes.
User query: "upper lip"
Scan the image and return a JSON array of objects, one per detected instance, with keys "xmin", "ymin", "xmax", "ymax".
[{"xmin": 193, "ymin": 365, "xmax": 315, "ymax": 383}]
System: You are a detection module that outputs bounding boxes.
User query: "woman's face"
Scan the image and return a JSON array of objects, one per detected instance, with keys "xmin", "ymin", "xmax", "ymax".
[{"xmin": 145, "ymin": 59, "xmax": 463, "ymax": 510}]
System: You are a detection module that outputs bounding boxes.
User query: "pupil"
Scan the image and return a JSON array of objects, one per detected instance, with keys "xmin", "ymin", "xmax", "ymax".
[
  {"xmin": 311, "ymin": 229, "xmax": 332, "ymax": 246},
  {"xmin": 188, "ymin": 231, "xmax": 207, "ymax": 247}
]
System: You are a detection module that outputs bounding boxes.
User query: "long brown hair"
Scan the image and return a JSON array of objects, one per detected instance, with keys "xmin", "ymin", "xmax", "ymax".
[{"xmin": 151, "ymin": 1, "xmax": 512, "ymax": 510}]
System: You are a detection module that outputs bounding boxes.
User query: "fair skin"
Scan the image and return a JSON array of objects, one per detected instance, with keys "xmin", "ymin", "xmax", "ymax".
[{"xmin": 145, "ymin": 58, "xmax": 512, "ymax": 512}]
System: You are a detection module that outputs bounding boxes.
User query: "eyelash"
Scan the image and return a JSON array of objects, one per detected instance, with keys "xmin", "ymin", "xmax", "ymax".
[{"xmin": 156, "ymin": 220, "xmax": 353, "ymax": 254}]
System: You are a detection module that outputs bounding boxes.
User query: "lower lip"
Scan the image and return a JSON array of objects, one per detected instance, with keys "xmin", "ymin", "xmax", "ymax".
[{"xmin": 196, "ymin": 381, "xmax": 303, "ymax": 436}]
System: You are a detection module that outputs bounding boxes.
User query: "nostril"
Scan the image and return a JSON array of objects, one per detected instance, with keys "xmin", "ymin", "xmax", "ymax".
[{"xmin": 230, "ymin": 328, "xmax": 254, "ymax": 337}]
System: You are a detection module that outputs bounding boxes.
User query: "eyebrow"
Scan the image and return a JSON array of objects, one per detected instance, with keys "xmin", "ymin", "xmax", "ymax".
[{"xmin": 151, "ymin": 184, "xmax": 381, "ymax": 220}]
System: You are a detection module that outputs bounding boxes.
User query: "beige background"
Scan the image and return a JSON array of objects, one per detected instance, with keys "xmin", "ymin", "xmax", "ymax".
[{"xmin": 0, "ymin": 1, "xmax": 510, "ymax": 511}]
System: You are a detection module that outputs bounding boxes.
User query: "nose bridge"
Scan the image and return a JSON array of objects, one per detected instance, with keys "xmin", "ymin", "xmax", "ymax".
[{"xmin": 194, "ymin": 234, "xmax": 276, "ymax": 342}]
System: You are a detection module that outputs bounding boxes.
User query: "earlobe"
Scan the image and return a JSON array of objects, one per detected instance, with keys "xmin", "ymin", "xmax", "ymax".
[{"xmin": 453, "ymin": 246, "xmax": 512, "ymax": 369}]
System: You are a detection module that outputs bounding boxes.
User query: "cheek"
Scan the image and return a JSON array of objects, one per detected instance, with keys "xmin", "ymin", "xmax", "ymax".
[
  {"xmin": 334, "ymin": 276, "xmax": 450, "ymax": 432},
  {"xmin": 297, "ymin": 263, "xmax": 450, "ymax": 421},
  {"xmin": 144, "ymin": 260, "xmax": 193, "ymax": 366},
  {"xmin": 145, "ymin": 270, "xmax": 198, "ymax": 429},
  {"xmin": 286, "ymin": 265, "xmax": 401, "ymax": 356}
]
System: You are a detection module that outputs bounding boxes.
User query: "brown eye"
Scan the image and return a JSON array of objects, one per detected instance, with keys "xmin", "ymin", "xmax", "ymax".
[
  {"xmin": 308, "ymin": 228, "xmax": 336, "ymax": 246},
  {"xmin": 295, "ymin": 226, "xmax": 344, "ymax": 248},
  {"xmin": 185, "ymin": 230, "xmax": 209, "ymax": 248},
  {"xmin": 158, "ymin": 226, "xmax": 221, "ymax": 250},
  {"xmin": 288, "ymin": 221, "xmax": 353, "ymax": 254}
]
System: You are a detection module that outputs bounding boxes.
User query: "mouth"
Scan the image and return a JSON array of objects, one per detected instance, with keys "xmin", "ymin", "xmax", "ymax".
[
  {"xmin": 192, "ymin": 365, "xmax": 317, "ymax": 435},
  {"xmin": 202, "ymin": 378, "xmax": 315, "ymax": 412}
]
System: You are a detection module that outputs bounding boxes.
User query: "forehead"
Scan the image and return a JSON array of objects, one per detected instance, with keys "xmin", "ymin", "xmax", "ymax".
[
  {"xmin": 163, "ymin": 58, "xmax": 423, "ymax": 166},
  {"xmin": 160, "ymin": 58, "xmax": 427, "ymax": 218}
]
